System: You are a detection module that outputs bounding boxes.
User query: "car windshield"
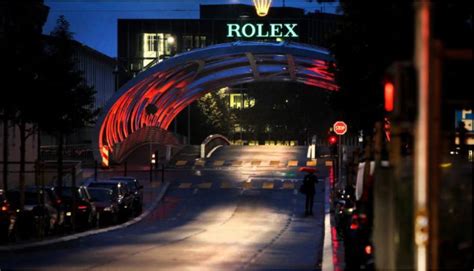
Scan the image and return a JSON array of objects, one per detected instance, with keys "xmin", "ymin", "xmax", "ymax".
[
  {"xmin": 60, "ymin": 188, "xmax": 82, "ymax": 200},
  {"xmin": 24, "ymin": 192, "xmax": 41, "ymax": 205},
  {"xmin": 88, "ymin": 183, "xmax": 118, "ymax": 194},
  {"xmin": 125, "ymin": 181, "xmax": 136, "ymax": 192},
  {"xmin": 88, "ymin": 189, "xmax": 114, "ymax": 202}
]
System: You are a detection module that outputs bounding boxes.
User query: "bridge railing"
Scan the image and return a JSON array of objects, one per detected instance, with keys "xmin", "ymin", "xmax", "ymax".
[{"xmin": 200, "ymin": 134, "xmax": 231, "ymax": 158}]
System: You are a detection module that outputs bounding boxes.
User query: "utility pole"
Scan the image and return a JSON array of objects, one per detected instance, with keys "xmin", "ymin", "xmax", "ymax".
[{"xmin": 414, "ymin": 1, "xmax": 432, "ymax": 270}]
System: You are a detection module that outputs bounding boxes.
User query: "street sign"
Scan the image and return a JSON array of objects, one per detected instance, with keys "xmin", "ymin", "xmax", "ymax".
[{"xmin": 333, "ymin": 121, "xmax": 348, "ymax": 135}]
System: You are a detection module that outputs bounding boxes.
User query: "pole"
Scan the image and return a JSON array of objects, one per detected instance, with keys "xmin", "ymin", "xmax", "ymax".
[
  {"xmin": 414, "ymin": 2, "xmax": 431, "ymax": 271},
  {"xmin": 161, "ymin": 163, "xmax": 165, "ymax": 183},
  {"xmin": 94, "ymin": 160, "xmax": 98, "ymax": 181},
  {"xmin": 338, "ymin": 135, "xmax": 342, "ymax": 189},
  {"xmin": 187, "ymin": 105, "xmax": 191, "ymax": 144},
  {"xmin": 2, "ymin": 115, "xmax": 8, "ymax": 191},
  {"xmin": 71, "ymin": 166, "xmax": 76, "ymax": 233},
  {"xmin": 149, "ymin": 162, "xmax": 153, "ymax": 183}
]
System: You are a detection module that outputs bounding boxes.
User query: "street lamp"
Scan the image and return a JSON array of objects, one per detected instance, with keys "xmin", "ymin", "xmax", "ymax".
[{"xmin": 166, "ymin": 36, "xmax": 175, "ymax": 44}]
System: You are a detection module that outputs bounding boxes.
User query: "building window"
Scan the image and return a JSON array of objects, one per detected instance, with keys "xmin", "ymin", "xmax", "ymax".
[
  {"xmin": 147, "ymin": 34, "xmax": 157, "ymax": 52},
  {"xmin": 230, "ymin": 93, "xmax": 255, "ymax": 109},
  {"xmin": 183, "ymin": 35, "xmax": 193, "ymax": 51},
  {"xmin": 195, "ymin": 36, "xmax": 207, "ymax": 48},
  {"xmin": 143, "ymin": 33, "xmax": 173, "ymax": 68}
]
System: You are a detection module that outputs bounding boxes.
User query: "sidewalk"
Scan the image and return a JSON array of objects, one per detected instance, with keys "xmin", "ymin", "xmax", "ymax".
[
  {"xmin": 322, "ymin": 168, "xmax": 345, "ymax": 271},
  {"xmin": 0, "ymin": 180, "xmax": 170, "ymax": 252}
]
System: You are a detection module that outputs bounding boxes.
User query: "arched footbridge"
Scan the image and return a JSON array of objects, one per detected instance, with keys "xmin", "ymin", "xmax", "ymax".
[{"xmin": 94, "ymin": 41, "xmax": 339, "ymax": 164}]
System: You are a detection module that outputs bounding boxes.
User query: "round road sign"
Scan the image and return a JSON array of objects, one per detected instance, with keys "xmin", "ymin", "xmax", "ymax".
[{"xmin": 333, "ymin": 121, "xmax": 347, "ymax": 135}]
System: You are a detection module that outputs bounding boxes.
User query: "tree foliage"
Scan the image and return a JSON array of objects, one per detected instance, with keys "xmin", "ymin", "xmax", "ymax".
[{"xmin": 40, "ymin": 16, "xmax": 98, "ymax": 135}]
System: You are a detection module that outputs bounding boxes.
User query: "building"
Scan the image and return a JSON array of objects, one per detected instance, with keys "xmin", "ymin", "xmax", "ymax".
[
  {"xmin": 39, "ymin": 38, "xmax": 117, "ymax": 148},
  {"xmin": 117, "ymin": 4, "xmax": 342, "ymax": 85},
  {"xmin": 0, "ymin": 0, "xmax": 50, "ymax": 189},
  {"xmin": 116, "ymin": 4, "xmax": 343, "ymax": 144}
]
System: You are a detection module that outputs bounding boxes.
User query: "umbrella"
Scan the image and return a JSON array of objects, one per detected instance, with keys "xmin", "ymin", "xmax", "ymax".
[{"xmin": 299, "ymin": 167, "xmax": 317, "ymax": 173}]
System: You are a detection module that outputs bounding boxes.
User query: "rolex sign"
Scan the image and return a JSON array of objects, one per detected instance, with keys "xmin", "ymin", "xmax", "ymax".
[{"xmin": 227, "ymin": 23, "xmax": 299, "ymax": 38}]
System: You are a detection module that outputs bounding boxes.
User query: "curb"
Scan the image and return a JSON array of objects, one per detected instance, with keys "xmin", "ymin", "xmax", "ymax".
[
  {"xmin": 321, "ymin": 176, "xmax": 334, "ymax": 271},
  {"xmin": 0, "ymin": 182, "xmax": 170, "ymax": 252}
]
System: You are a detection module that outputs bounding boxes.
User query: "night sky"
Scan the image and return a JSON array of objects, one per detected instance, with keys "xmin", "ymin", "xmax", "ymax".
[{"xmin": 43, "ymin": 0, "xmax": 339, "ymax": 57}]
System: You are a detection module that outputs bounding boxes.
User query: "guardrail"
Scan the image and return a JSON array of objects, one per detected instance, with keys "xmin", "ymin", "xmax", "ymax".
[{"xmin": 200, "ymin": 134, "xmax": 231, "ymax": 158}]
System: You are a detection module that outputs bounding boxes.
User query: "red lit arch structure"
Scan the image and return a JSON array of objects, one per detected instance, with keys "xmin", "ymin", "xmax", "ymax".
[{"xmin": 94, "ymin": 41, "xmax": 338, "ymax": 164}]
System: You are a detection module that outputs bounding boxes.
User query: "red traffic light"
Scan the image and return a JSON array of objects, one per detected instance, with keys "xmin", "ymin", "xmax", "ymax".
[
  {"xmin": 384, "ymin": 81, "xmax": 394, "ymax": 112},
  {"xmin": 329, "ymin": 135, "xmax": 337, "ymax": 144}
]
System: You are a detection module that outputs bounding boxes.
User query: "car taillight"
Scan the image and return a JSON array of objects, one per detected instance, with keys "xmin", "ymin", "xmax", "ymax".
[
  {"xmin": 365, "ymin": 245, "xmax": 373, "ymax": 255},
  {"xmin": 350, "ymin": 214, "xmax": 360, "ymax": 230},
  {"xmin": 56, "ymin": 199, "xmax": 62, "ymax": 205},
  {"xmin": 359, "ymin": 213, "xmax": 368, "ymax": 225},
  {"xmin": 1, "ymin": 205, "xmax": 8, "ymax": 212},
  {"xmin": 77, "ymin": 205, "xmax": 88, "ymax": 210}
]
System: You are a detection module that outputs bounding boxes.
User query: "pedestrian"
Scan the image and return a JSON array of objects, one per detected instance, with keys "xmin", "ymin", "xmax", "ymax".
[{"xmin": 303, "ymin": 170, "xmax": 318, "ymax": 216}]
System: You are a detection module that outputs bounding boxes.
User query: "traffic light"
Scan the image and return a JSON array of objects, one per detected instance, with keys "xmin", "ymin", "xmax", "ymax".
[
  {"xmin": 329, "ymin": 135, "xmax": 337, "ymax": 145},
  {"xmin": 384, "ymin": 62, "xmax": 417, "ymax": 122}
]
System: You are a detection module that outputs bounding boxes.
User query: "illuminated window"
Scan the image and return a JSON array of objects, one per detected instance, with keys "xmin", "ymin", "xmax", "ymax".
[
  {"xmin": 147, "ymin": 34, "xmax": 157, "ymax": 52},
  {"xmin": 143, "ymin": 33, "xmax": 174, "ymax": 68},
  {"xmin": 230, "ymin": 93, "xmax": 255, "ymax": 109}
]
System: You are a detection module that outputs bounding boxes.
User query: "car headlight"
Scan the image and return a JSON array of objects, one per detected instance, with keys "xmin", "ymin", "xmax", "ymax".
[
  {"xmin": 103, "ymin": 207, "xmax": 112, "ymax": 212},
  {"xmin": 66, "ymin": 212, "xmax": 72, "ymax": 216}
]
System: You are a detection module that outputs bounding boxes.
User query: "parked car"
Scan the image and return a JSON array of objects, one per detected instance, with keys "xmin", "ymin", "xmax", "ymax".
[
  {"xmin": 109, "ymin": 176, "xmax": 143, "ymax": 215},
  {"xmin": 6, "ymin": 188, "xmax": 59, "ymax": 239},
  {"xmin": 87, "ymin": 180, "xmax": 134, "ymax": 221},
  {"xmin": 58, "ymin": 186, "xmax": 98, "ymax": 230},
  {"xmin": 87, "ymin": 187, "xmax": 119, "ymax": 226},
  {"xmin": 344, "ymin": 208, "xmax": 374, "ymax": 270},
  {"xmin": 0, "ymin": 190, "xmax": 17, "ymax": 243}
]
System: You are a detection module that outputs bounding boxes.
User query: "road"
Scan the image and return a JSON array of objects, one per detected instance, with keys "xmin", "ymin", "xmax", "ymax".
[{"xmin": 0, "ymin": 146, "xmax": 330, "ymax": 270}]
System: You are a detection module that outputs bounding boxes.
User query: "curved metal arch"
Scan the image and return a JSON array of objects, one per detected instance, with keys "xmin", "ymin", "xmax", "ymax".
[{"xmin": 94, "ymin": 41, "xmax": 339, "ymax": 163}]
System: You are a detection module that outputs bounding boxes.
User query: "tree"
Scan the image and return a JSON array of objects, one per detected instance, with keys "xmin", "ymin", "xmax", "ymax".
[
  {"xmin": 40, "ymin": 16, "xmax": 98, "ymax": 196},
  {"xmin": 328, "ymin": 1, "xmax": 414, "ymax": 134},
  {"xmin": 195, "ymin": 89, "xmax": 237, "ymax": 139},
  {"xmin": 0, "ymin": 0, "xmax": 49, "ymax": 203}
]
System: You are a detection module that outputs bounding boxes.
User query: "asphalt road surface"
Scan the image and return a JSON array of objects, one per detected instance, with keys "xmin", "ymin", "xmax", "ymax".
[{"xmin": 0, "ymin": 147, "xmax": 329, "ymax": 271}]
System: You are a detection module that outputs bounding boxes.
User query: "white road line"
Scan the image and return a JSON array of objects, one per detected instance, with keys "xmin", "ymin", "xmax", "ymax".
[{"xmin": 193, "ymin": 188, "xmax": 199, "ymax": 195}]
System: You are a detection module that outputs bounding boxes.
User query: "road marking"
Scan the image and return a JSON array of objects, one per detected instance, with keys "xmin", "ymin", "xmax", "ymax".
[
  {"xmin": 270, "ymin": 160, "xmax": 280, "ymax": 167},
  {"xmin": 213, "ymin": 160, "xmax": 225, "ymax": 166},
  {"xmin": 282, "ymin": 182, "xmax": 294, "ymax": 189},
  {"xmin": 251, "ymin": 160, "xmax": 261, "ymax": 166},
  {"xmin": 220, "ymin": 181, "xmax": 233, "ymax": 189},
  {"xmin": 232, "ymin": 160, "xmax": 243, "ymax": 166},
  {"xmin": 287, "ymin": 160, "xmax": 298, "ymax": 167},
  {"xmin": 176, "ymin": 160, "xmax": 188, "ymax": 166},
  {"xmin": 242, "ymin": 182, "xmax": 253, "ymax": 189},
  {"xmin": 262, "ymin": 182, "xmax": 274, "ymax": 189},
  {"xmin": 198, "ymin": 182, "xmax": 212, "ymax": 189},
  {"xmin": 194, "ymin": 159, "xmax": 205, "ymax": 166},
  {"xmin": 293, "ymin": 189, "xmax": 298, "ymax": 195},
  {"xmin": 306, "ymin": 159, "xmax": 317, "ymax": 167},
  {"xmin": 178, "ymin": 182, "xmax": 192, "ymax": 189},
  {"xmin": 325, "ymin": 160, "xmax": 333, "ymax": 166},
  {"xmin": 193, "ymin": 188, "xmax": 199, "ymax": 194}
]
